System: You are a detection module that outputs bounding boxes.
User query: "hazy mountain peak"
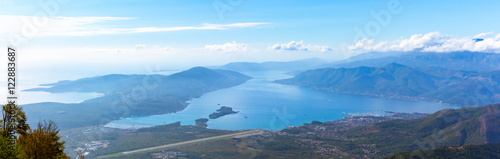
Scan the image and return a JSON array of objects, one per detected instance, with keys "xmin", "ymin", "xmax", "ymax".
[
  {"xmin": 384, "ymin": 63, "xmax": 407, "ymax": 68},
  {"xmin": 330, "ymin": 51, "xmax": 500, "ymax": 71}
]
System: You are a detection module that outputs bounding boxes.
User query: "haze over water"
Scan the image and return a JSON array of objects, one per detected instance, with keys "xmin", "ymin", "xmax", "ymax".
[{"xmin": 105, "ymin": 71, "xmax": 458, "ymax": 130}]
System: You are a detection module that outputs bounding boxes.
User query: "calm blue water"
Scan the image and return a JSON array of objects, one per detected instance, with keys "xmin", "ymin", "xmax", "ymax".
[
  {"xmin": 0, "ymin": 70, "xmax": 179, "ymax": 105},
  {"xmin": 17, "ymin": 91, "xmax": 104, "ymax": 105},
  {"xmin": 104, "ymin": 71, "xmax": 458, "ymax": 130},
  {"xmin": 1, "ymin": 83, "xmax": 103, "ymax": 105}
]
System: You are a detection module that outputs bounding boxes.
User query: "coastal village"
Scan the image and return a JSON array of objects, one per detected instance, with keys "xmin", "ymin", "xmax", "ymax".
[{"xmin": 275, "ymin": 112, "xmax": 429, "ymax": 157}]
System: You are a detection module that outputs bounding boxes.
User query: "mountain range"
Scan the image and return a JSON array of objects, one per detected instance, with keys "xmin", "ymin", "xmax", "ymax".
[
  {"xmin": 215, "ymin": 58, "xmax": 326, "ymax": 72},
  {"xmin": 329, "ymin": 51, "xmax": 500, "ymax": 71},
  {"xmin": 276, "ymin": 63, "xmax": 500, "ymax": 106},
  {"xmin": 44, "ymin": 51, "xmax": 500, "ymax": 158}
]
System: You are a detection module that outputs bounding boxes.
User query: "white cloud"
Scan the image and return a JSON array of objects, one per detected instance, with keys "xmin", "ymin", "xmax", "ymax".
[
  {"xmin": 204, "ymin": 41, "xmax": 248, "ymax": 52},
  {"xmin": 271, "ymin": 41, "xmax": 333, "ymax": 52},
  {"xmin": 348, "ymin": 32, "xmax": 500, "ymax": 53},
  {"xmin": 474, "ymin": 32, "xmax": 493, "ymax": 39},
  {"xmin": 271, "ymin": 41, "xmax": 307, "ymax": 51},
  {"xmin": 0, "ymin": 15, "xmax": 269, "ymax": 37},
  {"xmin": 135, "ymin": 44, "xmax": 146, "ymax": 50},
  {"xmin": 125, "ymin": 23, "xmax": 269, "ymax": 33}
]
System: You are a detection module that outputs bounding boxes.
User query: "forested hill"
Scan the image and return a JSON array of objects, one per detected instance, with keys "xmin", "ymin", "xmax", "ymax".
[
  {"xmin": 342, "ymin": 104, "xmax": 500, "ymax": 157},
  {"xmin": 23, "ymin": 67, "xmax": 252, "ymax": 130}
]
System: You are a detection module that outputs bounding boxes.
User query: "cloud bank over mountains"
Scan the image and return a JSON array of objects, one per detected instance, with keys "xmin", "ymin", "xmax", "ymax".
[
  {"xmin": 204, "ymin": 41, "xmax": 248, "ymax": 53},
  {"xmin": 271, "ymin": 41, "xmax": 333, "ymax": 53},
  {"xmin": 348, "ymin": 32, "xmax": 500, "ymax": 53}
]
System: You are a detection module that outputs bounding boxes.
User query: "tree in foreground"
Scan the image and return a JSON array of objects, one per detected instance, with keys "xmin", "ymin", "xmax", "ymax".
[
  {"xmin": 1, "ymin": 103, "xmax": 30, "ymax": 137},
  {"xmin": 0, "ymin": 103, "xmax": 28, "ymax": 158},
  {"xmin": 0, "ymin": 135, "xmax": 24, "ymax": 158},
  {"xmin": 18, "ymin": 120, "xmax": 69, "ymax": 159},
  {"xmin": 1, "ymin": 103, "xmax": 69, "ymax": 159}
]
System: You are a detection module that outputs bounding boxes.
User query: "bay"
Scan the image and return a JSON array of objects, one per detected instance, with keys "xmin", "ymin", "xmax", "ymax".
[{"xmin": 105, "ymin": 71, "xmax": 458, "ymax": 130}]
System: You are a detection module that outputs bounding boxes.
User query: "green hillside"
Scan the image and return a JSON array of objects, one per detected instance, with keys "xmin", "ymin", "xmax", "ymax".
[{"xmin": 385, "ymin": 143, "xmax": 500, "ymax": 159}]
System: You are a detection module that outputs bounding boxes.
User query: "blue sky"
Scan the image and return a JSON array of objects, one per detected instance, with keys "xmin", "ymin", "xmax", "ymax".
[{"xmin": 1, "ymin": 0, "xmax": 500, "ymax": 72}]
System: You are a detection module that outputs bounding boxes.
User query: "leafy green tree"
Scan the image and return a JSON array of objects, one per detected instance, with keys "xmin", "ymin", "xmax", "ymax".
[
  {"xmin": 0, "ymin": 134, "xmax": 16, "ymax": 158},
  {"xmin": 1, "ymin": 102, "xmax": 30, "ymax": 136},
  {"xmin": 0, "ymin": 130, "xmax": 26, "ymax": 159},
  {"xmin": 18, "ymin": 120, "xmax": 70, "ymax": 159},
  {"xmin": 1, "ymin": 103, "xmax": 68, "ymax": 159},
  {"xmin": 1, "ymin": 102, "xmax": 29, "ymax": 159}
]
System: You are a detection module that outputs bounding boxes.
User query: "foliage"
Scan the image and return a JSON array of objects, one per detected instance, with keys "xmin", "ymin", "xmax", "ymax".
[
  {"xmin": 1, "ymin": 102, "xmax": 30, "ymax": 136},
  {"xmin": 1, "ymin": 103, "xmax": 68, "ymax": 159},
  {"xmin": 18, "ymin": 120, "xmax": 69, "ymax": 159},
  {"xmin": 0, "ymin": 135, "xmax": 17, "ymax": 158}
]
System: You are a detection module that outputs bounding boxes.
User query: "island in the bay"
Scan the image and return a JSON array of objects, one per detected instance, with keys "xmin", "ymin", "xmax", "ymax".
[
  {"xmin": 209, "ymin": 106, "xmax": 239, "ymax": 119},
  {"xmin": 195, "ymin": 118, "xmax": 209, "ymax": 127}
]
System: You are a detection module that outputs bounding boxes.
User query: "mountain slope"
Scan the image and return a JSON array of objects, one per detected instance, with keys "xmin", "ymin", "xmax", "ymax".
[
  {"xmin": 385, "ymin": 143, "xmax": 500, "ymax": 159},
  {"xmin": 276, "ymin": 63, "xmax": 500, "ymax": 105},
  {"xmin": 340, "ymin": 104, "xmax": 500, "ymax": 157}
]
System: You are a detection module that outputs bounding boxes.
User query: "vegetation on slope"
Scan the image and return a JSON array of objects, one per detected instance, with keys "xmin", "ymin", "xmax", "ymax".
[{"xmin": 385, "ymin": 143, "xmax": 500, "ymax": 159}]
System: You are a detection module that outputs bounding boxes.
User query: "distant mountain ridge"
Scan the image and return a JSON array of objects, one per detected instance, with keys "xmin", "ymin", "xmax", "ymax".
[
  {"xmin": 25, "ymin": 67, "xmax": 249, "ymax": 94},
  {"xmin": 25, "ymin": 74, "xmax": 153, "ymax": 93},
  {"xmin": 276, "ymin": 63, "xmax": 500, "ymax": 106},
  {"xmin": 329, "ymin": 51, "xmax": 500, "ymax": 72},
  {"xmin": 217, "ymin": 58, "xmax": 326, "ymax": 72}
]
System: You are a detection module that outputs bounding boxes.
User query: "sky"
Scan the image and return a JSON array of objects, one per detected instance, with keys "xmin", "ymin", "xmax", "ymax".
[{"xmin": 1, "ymin": 0, "xmax": 500, "ymax": 78}]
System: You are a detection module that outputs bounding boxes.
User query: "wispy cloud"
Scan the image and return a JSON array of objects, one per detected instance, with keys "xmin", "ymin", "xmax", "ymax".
[
  {"xmin": 271, "ymin": 40, "xmax": 333, "ymax": 52},
  {"xmin": 89, "ymin": 44, "xmax": 173, "ymax": 54},
  {"xmin": 0, "ymin": 15, "xmax": 269, "ymax": 37},
  {"xmin": 122, "ymin": 23, "xmax": 269, "ymax": 33},
  {"xmin": 348, "ymin": 32, "xmax": 500, "ymax": 53},
  {"xmin": 204, "ymin": 41, "xmax": 248, "ymax": 52}
]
